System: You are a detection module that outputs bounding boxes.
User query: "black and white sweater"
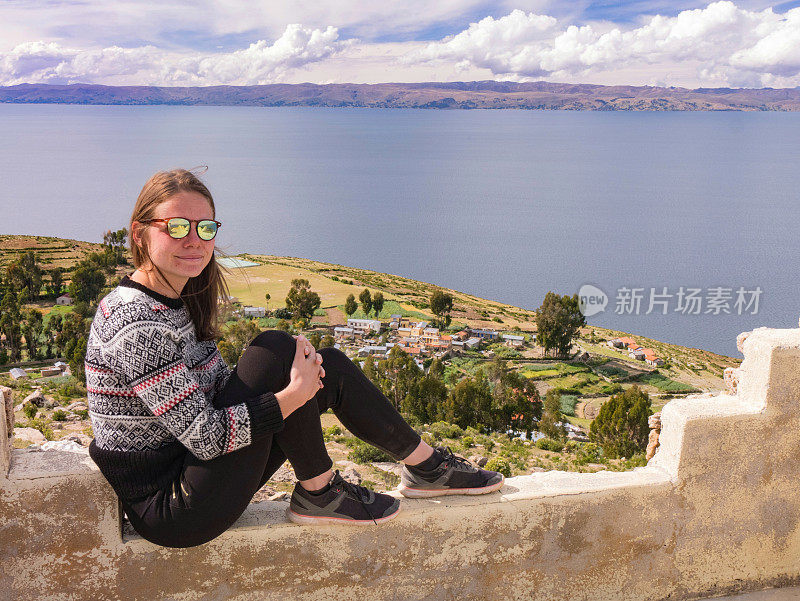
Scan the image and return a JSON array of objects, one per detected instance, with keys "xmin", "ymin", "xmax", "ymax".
[{"xmin": 86, "ymin": 274, "xmax": 284, "ymax": 501}]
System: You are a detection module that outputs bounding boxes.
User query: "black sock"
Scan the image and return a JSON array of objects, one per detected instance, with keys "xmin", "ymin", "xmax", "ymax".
[{"xmin": 409, "ymin": 448, "xmax": 444, "ymax": 472}]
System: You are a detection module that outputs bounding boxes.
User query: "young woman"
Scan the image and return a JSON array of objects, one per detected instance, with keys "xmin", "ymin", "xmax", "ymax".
[{"xmin": 85, "ymin": 168, "xmax": 504, "ymax": 548}]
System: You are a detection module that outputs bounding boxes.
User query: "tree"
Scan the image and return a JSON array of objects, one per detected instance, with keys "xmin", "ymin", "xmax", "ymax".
[
  {"xmin": 18, "ymin": 251, "xmax": 44, "ymax": 299},
  {"xmin": 538, "ymin": 389, "xmax": 567, "ymax": 441},
  {"xmin": 218, "ymin": 319, "xmax": 262, "ymax": 366},
  {"xmin": 376, "ymin": 345, "xmax": 422, "ymax": 410},
  {"xmin": 492, "ymin": 368, "xmax": 541, "ymax": 437},
  {"xmin": 0, "ymin": 291, "xmax": 23, "ymax": 363},
  {"xmin": 344, "ymin": 294, "xmax": 357, "ymax": 317},
  {"xmin": 535, "ymin": 291, "xmax": 586, "ymax": 358},
  {"xmin": 441, "ymin": 370, "xmax": 493, "ymax": 431},
  {"xmin": 430, "ymin": 289, "xmax": 454, "ymax": 329},
  {"xmin": 285, "ymin": 278, "xmax": 321, "ymax": 323},
  {"xmin": 403, "ymin": 371, "xmax": 448, "ymax": 425},
  {"xmin": 22, "ymin": 308, "xmax": 45, "ymax": 361},
  {"xmin": 307, "ymin": 332, "xmax": 322, "ymax": 349},
  {"xmin": 590, "ymin": 385, "xmax": 652, "ymax": 459},
  {"xmin": 264, "ymin": 292, "xmax": 271, "ymax": 312},
  {"xmin": 372, "ymin": 291, "xmax": 385, "ymax": 318},
  {"xmin": 48, "ymin": 267, "xmax": 64, "ymax": 298},
  {"xmin": 359, "ymin": 289, "xmax": 372, "ymax": 316},
  {"xmin": 68, "ymin": 262, "xmax": 106, "ymax": 304},
  {"xmin": 428, "ymin": 357, "xmax": 445, "ymax": 380},
  {"xmin": 102, "ymin": 228, "xmax": 128, "ymax": 265},
  {"xmin": 319, "ymin": 334, "xmax": 335, "ymax": 348}
]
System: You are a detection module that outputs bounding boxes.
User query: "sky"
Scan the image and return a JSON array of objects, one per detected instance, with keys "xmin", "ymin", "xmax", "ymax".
[{"xmin": 2, "ymin": 0, "xmax": 800, "ymax": 89}]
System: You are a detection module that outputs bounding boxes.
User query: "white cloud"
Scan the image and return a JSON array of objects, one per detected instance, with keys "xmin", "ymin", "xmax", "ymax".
[
  {"xmin": 0, "ymin": 25, "xmax": 349, "ymax": 85},
  {"xmin": 2, "ymin": 2, "xmax": 800, "ymax": 88},
  {"xmin": 405, "ymin": 2, "xmax": 800, "ymax": 87}
]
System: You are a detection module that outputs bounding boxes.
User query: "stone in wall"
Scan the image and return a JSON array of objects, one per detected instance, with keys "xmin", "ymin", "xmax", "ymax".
[
  {"xmin": 1, "ymin": 386, "xmax": 12, "ymax": 439},
  {"xmin": 646, "ymin": 411, "xmax": 662, "ymax": 461}
]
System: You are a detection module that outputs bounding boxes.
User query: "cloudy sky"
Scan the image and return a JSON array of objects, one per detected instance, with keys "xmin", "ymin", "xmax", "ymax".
[{"xmin": 2, "ymin": 0, "xmax": 800, "ymax": 88}]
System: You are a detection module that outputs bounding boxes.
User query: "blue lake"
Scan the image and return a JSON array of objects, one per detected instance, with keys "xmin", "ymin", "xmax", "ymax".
[{"xmin": 2, "ymin": 104, "xmax": 799, "ymax": 356}]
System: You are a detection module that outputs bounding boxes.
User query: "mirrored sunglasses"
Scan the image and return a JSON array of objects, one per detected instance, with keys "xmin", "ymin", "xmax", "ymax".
[{"xmin": 144, "ymin": 218, "xmax": 221, "ymax": 241}]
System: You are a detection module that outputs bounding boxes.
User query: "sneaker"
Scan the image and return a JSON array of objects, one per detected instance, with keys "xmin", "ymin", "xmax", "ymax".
[
  {"xmin": 287, "ymin": 470, "xmax": 401, "ymax": 525},
  {"xmin": 398, "ymin": 446, "xmax": 505, "ymax": 498}
]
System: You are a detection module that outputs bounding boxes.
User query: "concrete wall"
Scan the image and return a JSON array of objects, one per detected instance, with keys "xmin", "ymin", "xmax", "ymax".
[{"xmin": 2, "ymin": 326, "xmax": 800, "ymax": 601}]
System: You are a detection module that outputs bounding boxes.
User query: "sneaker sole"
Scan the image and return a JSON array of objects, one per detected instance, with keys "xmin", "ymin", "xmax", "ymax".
[
  {"xmin": 397, "ymin": 476, "xmax": 505, "ymax": 498},
  {"xmin": 287, "ymin": 506, "xmax": 401, "ymax": 526}
]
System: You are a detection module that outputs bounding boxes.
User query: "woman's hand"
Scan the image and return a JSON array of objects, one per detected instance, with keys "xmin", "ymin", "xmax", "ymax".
[{"xmin": 275, "ymin": 335, "xmax": 324, "ymax": 419}]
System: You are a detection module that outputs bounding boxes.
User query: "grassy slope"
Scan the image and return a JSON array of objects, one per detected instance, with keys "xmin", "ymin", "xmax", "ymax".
[{"xmin": 1, "ymin": 236, "xmax": 740, "ymax": 397}]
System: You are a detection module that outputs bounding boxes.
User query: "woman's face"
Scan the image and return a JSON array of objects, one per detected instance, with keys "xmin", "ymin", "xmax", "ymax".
[{"xmin": 134, "ymin": 190, "xmax": 216, "ymax": 291}]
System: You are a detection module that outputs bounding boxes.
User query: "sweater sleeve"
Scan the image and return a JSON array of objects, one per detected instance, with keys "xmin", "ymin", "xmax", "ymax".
[{"xmin": 102, "ymin": 320, "xmax": 284, "ymax": 460}]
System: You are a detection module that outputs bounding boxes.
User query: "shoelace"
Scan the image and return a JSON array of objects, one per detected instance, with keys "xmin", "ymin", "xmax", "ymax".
[
  {"xmin": 332, "ymin": 471, "xmax": 378, "ymax": 525},
  {"xmin": 439, "ymin": 446, "xmax": 478, "ymax": 473}
]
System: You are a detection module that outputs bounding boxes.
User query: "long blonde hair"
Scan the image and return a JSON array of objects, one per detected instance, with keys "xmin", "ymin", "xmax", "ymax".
[{"xmin": 129, "ymin": 168, "xmax": 231, "ymax": 341}]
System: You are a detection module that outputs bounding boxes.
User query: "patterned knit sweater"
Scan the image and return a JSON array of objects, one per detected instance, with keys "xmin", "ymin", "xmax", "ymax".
[{"xmin": 86, "ymin": 274, "xmax": 284, "ymax": 501}]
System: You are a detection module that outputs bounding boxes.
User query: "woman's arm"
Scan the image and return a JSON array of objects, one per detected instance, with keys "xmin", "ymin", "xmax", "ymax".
[{"xmin": 102, "ymin": 321, "xmax": 284, "ymax": 460}]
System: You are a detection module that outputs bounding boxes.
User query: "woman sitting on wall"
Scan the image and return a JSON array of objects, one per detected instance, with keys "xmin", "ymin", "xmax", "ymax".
[{"xmin": 85, "ymin": 168, "xmax": 504, "ymax": 548}]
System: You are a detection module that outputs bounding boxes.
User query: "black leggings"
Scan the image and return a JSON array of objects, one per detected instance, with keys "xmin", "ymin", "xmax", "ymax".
[{"xmin": 120, "ymin": 329, "xmax": 422, "ymax": 548}]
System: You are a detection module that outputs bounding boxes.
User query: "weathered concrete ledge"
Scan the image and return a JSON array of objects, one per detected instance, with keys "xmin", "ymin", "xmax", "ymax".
[{"xmin": 2, "ymin": 326, "xmax": 800, "ymax": 601}]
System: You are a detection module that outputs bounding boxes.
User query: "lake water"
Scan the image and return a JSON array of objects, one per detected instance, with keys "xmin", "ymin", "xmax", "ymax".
[{"xmin": 2, "ymin": 104, "xmax": 799, "ymax": 357}]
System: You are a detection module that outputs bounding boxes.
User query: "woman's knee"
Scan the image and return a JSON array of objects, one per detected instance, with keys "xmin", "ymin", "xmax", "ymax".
[
  {"xmin": 248, "ymin": 329, "xmax": 296, "ymax": 359},
  {"xmin": 318, "ymin": 346, "xmax": 356, "ymax": 374}
]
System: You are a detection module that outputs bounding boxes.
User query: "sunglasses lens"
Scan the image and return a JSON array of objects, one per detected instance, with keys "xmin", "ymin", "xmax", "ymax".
[
  {"xmin": 197, "ymin": 220, "xmax": 218, "ymax": 241},
  {"xmin": 167, "ymin": 218, "xmax": 190, "ymax": 239}
]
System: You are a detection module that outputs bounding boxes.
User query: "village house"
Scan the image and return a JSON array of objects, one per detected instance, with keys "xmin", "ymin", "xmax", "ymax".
[
  {"xmin": 502, "ymin": 333, "xmax": 524, "ymax": 347},
  {"xmin": 469, "ymin": 328, "xmax": 499, "ymax": 341},
  {"xmin": 347, "ymin": 318, "xmax": 382, "ymax": 336},
  {"xmin": 334, "ymin": 326, "xmax": 354, "ymax": 341},
  {"xmin": 242, "ymin": 306, "xmax": 265, "ymax": 318},
  {"xmin": 56, "ymin": 293, "xmax": 73, "ymax": 306},
  {"xmin": 464, "ymin": 337, "xmax": 482, "ymax": 350},
  {"xmin": 357, "ymin": 345, "xmax": 389, "ymax": 358},
  {"xmin": 9, "ymin": 368, "xmax": 28, "ymax": 380}
]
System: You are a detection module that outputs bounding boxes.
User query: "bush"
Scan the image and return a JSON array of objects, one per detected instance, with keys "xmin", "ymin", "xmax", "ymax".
[
  {"xmin": 461, "ymin": 435, "xmax": 474, "ymax": 448},
  {"xmin": 536, "ymin": 438, "xmax": 565, "ymax": 452},
  {"xmin": 485, "ymin": 456, "xmax": 512, "ymax": 477},
  {"xmin": 429, "ymin": 421, "xmax": 464, "ymax": 440},
  {"xmin": 74, "ymin": 409, "xmax": 89, "ymax": 420},
  {"xmin": 52, "ymin": 409, "xmax": 67, "ymax": 421},
  {"xmin": 22, "ymin": 402, "xmax": 38, "ymax": 419},
  {"xmin": 600, "ymin": 383, "xmax": 623, "ymax": 395},
  {"xmin": 349, "ymin": 440, "xmax": 393, "ymax": 464},
  {"xmin": 574, "ymin": 442, "xmax": 601, "ymax": 465},
  {"xmin": 27, "ymin": 417, "xmax": 54, "ymax": 440},
  {"xmin": 590, "ymin": 385, "xmax": 651, "ymax": 459},
  {"xmin": 325, "ymin": 425, "xmax": 342, "ymax": 437}
]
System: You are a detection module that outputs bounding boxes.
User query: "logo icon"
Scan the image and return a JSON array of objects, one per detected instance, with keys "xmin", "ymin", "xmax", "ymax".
[{"xmin": 578, "ymin": 284, "xmax": 608, "ymax": 317}]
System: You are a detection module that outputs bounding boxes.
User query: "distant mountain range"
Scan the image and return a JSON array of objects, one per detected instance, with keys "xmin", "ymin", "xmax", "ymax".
[{"xmin": 2, "ymin": 81, "xmax": 800, "ymax": 111}]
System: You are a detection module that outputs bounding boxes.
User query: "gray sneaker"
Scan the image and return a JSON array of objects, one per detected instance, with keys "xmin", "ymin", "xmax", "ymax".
[
  {"xmin": 288, "ymin": 470, "xmax": 401, "ymax": 525},
  {"xmin": 399, "ymin": 446, "xmax": 505, "ymax": 498}
]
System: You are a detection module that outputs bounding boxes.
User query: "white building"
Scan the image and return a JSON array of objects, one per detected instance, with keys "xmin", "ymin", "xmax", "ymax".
[
  {"xmin": 243, "ymin": 306, "xmax": 266, "ymax": 318},
  {"xmin": 335, "ymin": 327, "xmax": 354, "ymax": 340},
  {"xmin": 56, "ymin": 294, "xmax": 73, "ymax": 306},
  {"xmin": 9, "ymin": 368, "xmax": 28, "ymax": 380},
  {"xmin": 347, "ymin": 318, "xmax": 382, "ymax": 336},
  {"xmin": 464, "ymin": 337, "xmax": 482, "ymax": 350},
  {"xmin": 502, "ymin": 334, "xmax": 524, "ymax": 347}
]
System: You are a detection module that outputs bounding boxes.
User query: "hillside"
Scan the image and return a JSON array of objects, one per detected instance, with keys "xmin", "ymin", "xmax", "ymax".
[
  {"xmin": 0, "ymin": 235, "xmax": 740, "ymax": 398},
  {"xmin": 2, "ymin": 81, "xmax": 800, "ymax": 111}
]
